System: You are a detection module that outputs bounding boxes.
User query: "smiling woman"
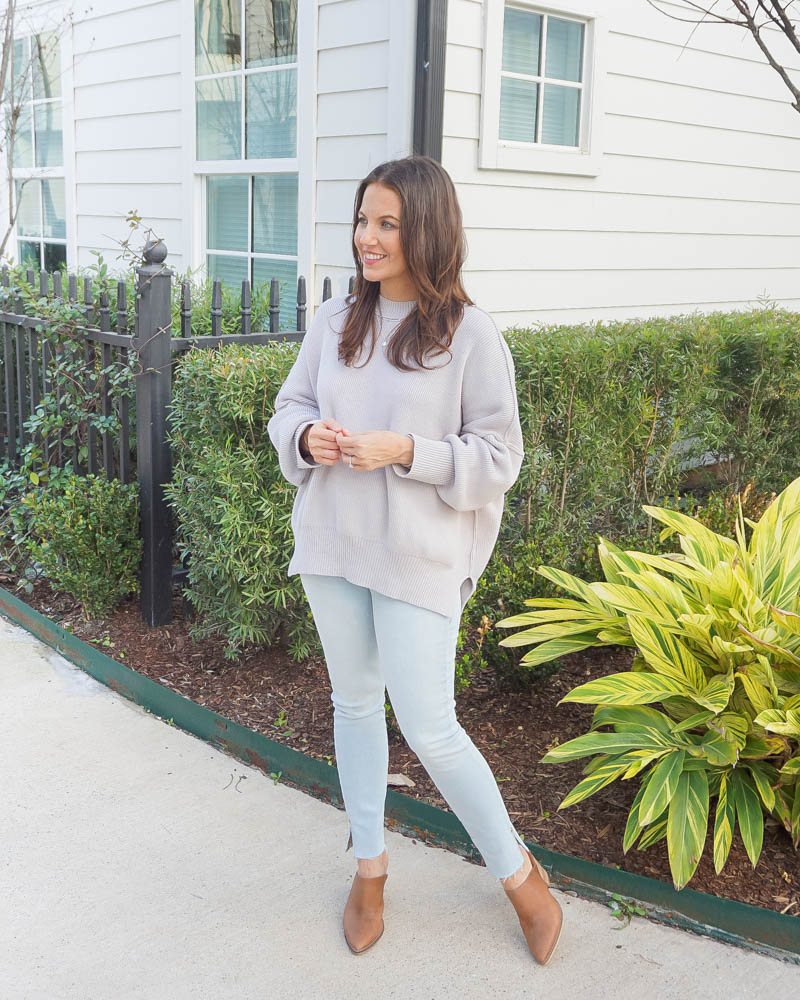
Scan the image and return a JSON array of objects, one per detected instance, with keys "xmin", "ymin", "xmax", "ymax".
[{"xmin": 266, "ymin": 155, "xmax": 563, "ymax": 966}]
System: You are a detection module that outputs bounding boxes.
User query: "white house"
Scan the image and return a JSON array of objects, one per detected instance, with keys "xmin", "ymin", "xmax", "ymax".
[{"xmin": 4, "ymin": 0, "xmax": 800, "ymax": 328}]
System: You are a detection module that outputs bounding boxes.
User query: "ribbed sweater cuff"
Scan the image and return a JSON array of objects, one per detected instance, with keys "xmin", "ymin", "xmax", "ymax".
[
  {"xmin": 295, "ymin": 420, "xmax": 321, "ymax": 469},
  {"xmin": 392, "ymin": 433, "xmax": 454, "ymax": 486}
]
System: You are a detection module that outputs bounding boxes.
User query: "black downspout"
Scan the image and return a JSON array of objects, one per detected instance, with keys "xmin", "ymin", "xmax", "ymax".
[{"xmin": 413, "ymin": 0, "xmax": 448, "ymax": 161}]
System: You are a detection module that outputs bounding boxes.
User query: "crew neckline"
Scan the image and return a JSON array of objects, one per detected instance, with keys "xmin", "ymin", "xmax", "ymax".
[{"xmin": 378, "ymin": 294, "xmax": 417, "ymax": 319}]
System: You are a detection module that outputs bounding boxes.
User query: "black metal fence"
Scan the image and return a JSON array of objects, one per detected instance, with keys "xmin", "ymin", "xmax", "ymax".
[{"xmin": 0, "ymin": 239, "xmax": 346, "ymax": 626}]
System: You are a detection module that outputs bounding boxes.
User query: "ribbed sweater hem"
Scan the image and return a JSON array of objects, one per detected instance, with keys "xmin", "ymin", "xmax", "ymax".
[{"xmin": 287, "ymin": 525, "xmax": 464, "ymax": 618}]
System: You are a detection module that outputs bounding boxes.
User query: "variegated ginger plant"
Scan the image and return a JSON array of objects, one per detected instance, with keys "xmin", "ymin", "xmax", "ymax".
[{"xmin": 497, "ymin": 477, "xmax": 800, "ymax": 890}]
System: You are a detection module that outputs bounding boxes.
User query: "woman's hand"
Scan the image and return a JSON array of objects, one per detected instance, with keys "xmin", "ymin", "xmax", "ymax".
[
  {"xmin": 302, "ymin": 418, "xmax": 350, "ymax": 465},
  {"xmin": 335, "ymin": 430, "xmax": 414, "ymax": 471}
]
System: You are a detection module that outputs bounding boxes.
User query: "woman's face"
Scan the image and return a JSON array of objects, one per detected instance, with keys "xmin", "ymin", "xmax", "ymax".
[{"xmin": 355, "ymin": 182, "xmax": 415, "ymax": 299}]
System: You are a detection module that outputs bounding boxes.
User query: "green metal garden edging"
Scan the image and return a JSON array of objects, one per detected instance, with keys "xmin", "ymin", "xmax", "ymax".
[{"xmin": 3, "ymin": 583, "xmax": 798, "ymax": 965}]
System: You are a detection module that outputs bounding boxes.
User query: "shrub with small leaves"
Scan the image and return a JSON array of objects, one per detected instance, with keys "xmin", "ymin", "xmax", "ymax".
[
  {"xmin": 164, "ymin": 341, "xmax": 322, "ymax": 662},
  {"xmin": 20, "ymin": 473, "xmax": 142, "ymax": 620}
]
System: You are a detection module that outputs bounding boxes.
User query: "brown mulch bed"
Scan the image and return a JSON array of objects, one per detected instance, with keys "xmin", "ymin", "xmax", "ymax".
[{"xmin": 8, "ymin": 575, "xmax": 799, "ymax": 917}]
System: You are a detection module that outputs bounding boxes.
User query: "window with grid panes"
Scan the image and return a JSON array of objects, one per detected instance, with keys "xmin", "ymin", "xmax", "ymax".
[
  {"xmin": 10, "ymin": 32, "xmax": 66, "ymax": 270},
  {"xmin": 195, "ymin": 0, "xmax": 298, "ymax": 328},
  {"xmin": 500, "ymin": 6, "xmax": 585, "ymax": 147}
]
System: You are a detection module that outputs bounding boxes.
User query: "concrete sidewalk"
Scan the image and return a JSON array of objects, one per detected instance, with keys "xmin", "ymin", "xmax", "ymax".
[{"xmin": 2, "ymin": 612, "xmax": 797, "ymax": 1000}]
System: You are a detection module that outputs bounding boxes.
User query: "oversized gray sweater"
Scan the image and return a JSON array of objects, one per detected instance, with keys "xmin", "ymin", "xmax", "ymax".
[{"xmin": 266, "ymin": 294, "xmax": 524, "ymax": 618}]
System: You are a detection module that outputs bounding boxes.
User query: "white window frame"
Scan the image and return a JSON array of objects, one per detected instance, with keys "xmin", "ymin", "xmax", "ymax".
[
  {"xmin": 479, "ymin": 0, "xmax": 606, "ymax": 176},
  {"xmin": 8, "ymin": 25, "xmax": 74, "ymax": 269},
  {"xmin": 185, "ymin": 0, "xmax": 314, "ymax": 308}
]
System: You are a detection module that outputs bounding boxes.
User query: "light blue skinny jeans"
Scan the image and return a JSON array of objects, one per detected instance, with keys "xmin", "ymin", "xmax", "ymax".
[{"xmin": 300, "ymin": 573, "xmax": 530, "ymax": 880}]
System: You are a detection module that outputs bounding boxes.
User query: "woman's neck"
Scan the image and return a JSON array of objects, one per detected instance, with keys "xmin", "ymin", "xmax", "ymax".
[{"xmin": 379, "ymin": 276, "xmax": 417, "ymax": 302}]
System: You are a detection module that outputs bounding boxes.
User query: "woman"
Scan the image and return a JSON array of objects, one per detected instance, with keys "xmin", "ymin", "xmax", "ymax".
[{"xmin": 267, "ymin": 155, "xmax": 563, "ymax": 965}]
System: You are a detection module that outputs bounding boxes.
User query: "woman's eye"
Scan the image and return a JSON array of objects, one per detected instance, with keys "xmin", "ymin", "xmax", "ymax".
[{"xmin": 382, "ymin": 221, "xmax": 394, "ymax": 229}]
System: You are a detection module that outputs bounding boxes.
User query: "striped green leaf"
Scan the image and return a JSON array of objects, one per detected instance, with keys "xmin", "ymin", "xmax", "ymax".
[
  {"xmin": 517, "ymin": 634, "xmax": 602, "ymax": 666},
  {"xmin": 781, "ymin": 756, "xmax": 800, "ymax": 776},
  {"xmin": 692, "ymin": 672, "xmax": 735, "ymax": 714},
  {"xmin": 541, "ymin": 729, "xmax": 671, "ymax": 763},
  {"xmin": 559, "ymin": 671, "xmax": 693, "ymax": 707},
  {"xmin": 558, "ymin": 753, "xmax": 641, "ymax": 809},
  {"xmin": 637, "ymin": 817, "xmax": 668, "ymax": 850},
  {"xmin": 713, "ymin": 772, "xmax": 735, "ymax": 874},
  {"xmin": 768, "ymin": 604, "xmax": 800, "ymax": 637},
  {"xmin": 753, "ymin": 708, "xmax": 800, "ymax": 738},
  {"xmin": 731, "ymin": 770, "xmax": 764, "ymax": 868},
  {"xmin": 671, "ymin": 710, "xmax": 715, "ymax": 733},
  {"xmin": 591, "ymin": 705, "xmax": 675, "ymax": 734},
  {"xmin": 536, "ymin": 566, "xmax": 613, "ymax": 611},
  {"xmin": 627, "ymin": 616, "xmax": 706, "ymax": 690},
  {"xmin": 747, "ymin": 764, "xmax": 776, "ymax": 812},
  {"xmin": 498, "ymin": 619, "xmax": 615, "ymax": 647},
  {"xmin": 706, "ymin": 712, "xmax": 748, "ymax": 749},
  {"xmin": 639, "ymin": 750, "xmax": 686, "ymax": 826},
  {"xmin": 667, "ymin": 768, "xmax": 709, "ymax": 890},
  {"xmin": 590, "ymin": 583, "xmax": 682, "ymax": 629},
  {"xmin": 623, "ymin": 781, "xmax": 648, "ymax": 853},
  {"xmin": 642, "ymin": 504, "xmax": 738, "ymax": 569},
  {"xmin": 494, "ymin": 608, "xmax": 604, "ymax": 628}
]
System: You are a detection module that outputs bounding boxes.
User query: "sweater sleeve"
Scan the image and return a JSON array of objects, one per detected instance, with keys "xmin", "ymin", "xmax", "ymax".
[
  {"xmin": 391, "ymin": 313, "xmax": 524, "ymax": 512},
  {"xmin": 266, "ymin": 307, "xmax": 327, "ymax": 488}
]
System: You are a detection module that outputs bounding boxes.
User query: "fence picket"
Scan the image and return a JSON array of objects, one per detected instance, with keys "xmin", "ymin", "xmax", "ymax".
[
  {"xmin": 210, "ymin": 279, "xmax": 221, "ymax": 340},
  {"xmin": 296, "ymin": 276, "xmax": 306, "ymax": 333},
  {"xmin": 14, "ymin": 288, "xmax": 26, "ymax": 455},
  {"xmin": 180, "ymin": 281, "xmax": 191, "ymax": 339},
  {"xmin": 82, "ymin": 277, "xmax": 97, "ymax": 476},
  {"xmin": 99, "ymin": 291, "xmax": 114, "ymax": 480},
  {"xmin": 241, "ymin": 280, "xmax": 251, "ymax": 336},
  {"xmin": 269, "ymin": 279, "xmax": 279, "ymax": 333},
  {"xmin": 117, "ymin": 282, "xmax": 131, "ymax": 485}
]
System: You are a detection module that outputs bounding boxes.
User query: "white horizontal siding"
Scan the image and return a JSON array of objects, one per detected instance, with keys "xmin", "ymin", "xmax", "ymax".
[
  {"xmin": 464, "ymin": 267, "xmax": 800, "ymax": 315},
  {"xmin": 317, "ymin": 90, "xmax": 389, "ymax": 138},
  {"xmin": 312, "ymin": 0, "xmax": 415, "ymax": 300},
  {"xmin": 75, "ymin": 182, "xmax": 182, "ymax": 219},
  {"xmin": 71, "ymin": 0, "xmax": 185, "ymax": 271},
  {"xmin": 444, "ymin": 0, "xmax": 800, "ymax": 326}
]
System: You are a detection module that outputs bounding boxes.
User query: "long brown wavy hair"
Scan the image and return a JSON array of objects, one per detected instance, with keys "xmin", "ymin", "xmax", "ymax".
[{"xmin": 337, "ymin": 155, "xmax": 473, "ymax": 371}]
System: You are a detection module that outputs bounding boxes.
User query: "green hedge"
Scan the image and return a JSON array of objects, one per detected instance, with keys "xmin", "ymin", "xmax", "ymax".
[{"xmin": 164, "ymin": 307, "xmax": 800, "ymax": 682}]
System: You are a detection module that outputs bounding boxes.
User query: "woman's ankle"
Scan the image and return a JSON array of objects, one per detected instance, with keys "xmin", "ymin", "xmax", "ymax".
[
  {"xmin": 500, "ymin": 843, "xmax": 531, "ymax": 891},
  {"xmin": 357, "ymin": 848, "xmax": 388, "ymax": 878}
]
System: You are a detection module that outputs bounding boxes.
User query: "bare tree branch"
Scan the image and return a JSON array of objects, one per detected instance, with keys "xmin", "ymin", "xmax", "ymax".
[{"xmin": 648, "ymin": 1, "xmax": 800, "ymax": 113}]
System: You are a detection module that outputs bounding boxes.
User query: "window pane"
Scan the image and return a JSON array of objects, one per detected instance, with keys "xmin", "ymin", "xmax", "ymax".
[
  {"xmin": 545, "ymin": 17, "xmax": 584, "ymax": 83},
  {"xmin": 207, "ymin": 252, "xmax": 249, "ymax": 288},
  {"xmin": 499, "ymin": 77, "xmax": 538, "ymax": 143},
  {"xmin": 253, "ymin": 256, "xmax": 297, "ymax": 329},
  {"xmin": 16, "ymin": 179, "xmax": 41, "ymax": 237},
  {"xmin": 13, "ymin": 104, "xmax": 33, "ymax": 168},
  {"xmin": 246, "ymin": 0, "xmax": 297, "ymax": 68},
  {"xmin": 542, "ymin": 85, "xmax": 580, "ymax": 146},
  {"xmin": 195, "ymin": 0, "xmax": 241, "ymax": 75},
  {"xmin": 35, "ymin": 103, "xmax": 63, "ymax": 166},
  {"xmin": 44, "ymin": 242, "xmax": 67, "ymax": 272},
  {"xmin": 196, "ymin": 77, "xmax": 241, "ymax": 159},
  {"xmin": 18, "ymin": 240, "xmax": 41, "ymax": 267},
  {"xmin": 502, "ymin": 7, "xmax": 541, "ymax": 75},
  {"xmin": 246, "ymin": 68, "xmax": 296, "ymax": 158},
  {"xmin": 32, "ymin": 31, "xmax": 61, "ymax": 98},
  {"xmin": 12, "ymin": 37, "xmax": 30, "ymax": 99},
  {"xmin": 207, "ymin": 175, "xmax": 248, "ymax": 251},
  {"xmin": 42, "ymin": 179, "xmax": 66, "ymax": 238},
  {"xmin": 253, "ymin": 174, "xmax": 297, "ymax": 255}
]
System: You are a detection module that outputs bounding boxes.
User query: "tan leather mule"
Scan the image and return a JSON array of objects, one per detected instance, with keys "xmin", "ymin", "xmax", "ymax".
[
  {"xmin": 342, "ymin": 869, "xmax": 389, "ymax": 954},
  {"xmin": 503, "ymin": 848, "xmax": 563, "ymax": 966}
]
